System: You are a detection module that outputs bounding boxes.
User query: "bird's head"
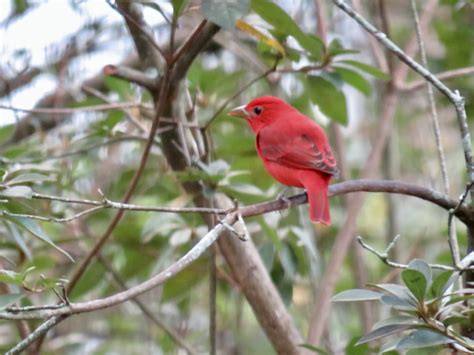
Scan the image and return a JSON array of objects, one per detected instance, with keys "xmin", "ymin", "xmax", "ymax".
[{"xmin": 228, "ymin": 96, "xmax": 294, "ymax": 133}]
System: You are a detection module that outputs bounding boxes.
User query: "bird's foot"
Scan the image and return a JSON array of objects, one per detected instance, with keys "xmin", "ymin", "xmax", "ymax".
[{"xmin": 276, "ymin": 187, "xmax": 291, "ymax": 208}]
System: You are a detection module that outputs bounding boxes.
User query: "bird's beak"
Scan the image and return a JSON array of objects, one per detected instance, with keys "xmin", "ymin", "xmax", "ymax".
[{"xmin": 228, "ymin": 105, "xmax": 249, "ymax": 118}]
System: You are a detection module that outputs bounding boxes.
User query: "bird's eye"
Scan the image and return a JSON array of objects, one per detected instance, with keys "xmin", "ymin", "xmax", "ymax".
[{"xmin": 253, "ymin": 106, "xmax": 263, "ymax": 115}]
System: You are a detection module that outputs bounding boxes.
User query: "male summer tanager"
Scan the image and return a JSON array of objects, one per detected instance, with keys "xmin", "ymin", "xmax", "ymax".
[{"xmin": 229, "ymin": 96, "xmax": 337, "ymax": 225}]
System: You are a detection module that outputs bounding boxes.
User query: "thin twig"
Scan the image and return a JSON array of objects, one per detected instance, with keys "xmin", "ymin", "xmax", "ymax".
[
  {"xmin": 397, "ymin": 66, "xmax": 474, "ymax": 92},
  {"xmin": 356, "ymin": 235, "xmax": 465, "ymax": 271},
  {"xmin": 82, "ymin": 85, "xmax": 149, "ymax": 133},
  {"xmin": 6, "ymin": 316, "xmax": 66, "ymax": 355},
  {"xmin": 0, "ymin": 213, "xmax": 234, "ymax": 320},
  {"xmin": 66, "ymin": 68, "xmax": 171, "ymax": 294},
  {"xmin": 103, "ymin": 64, "xmax": 158, "ymax": 90},
  {"xmin": 449, "ymin": 182, "xmax": 474, "ymax": 265},
  {"xmin": 203, "ymin": 61, "xmax": 279, "ymax": 130},
  {"xmin": 308, "ymin": 1, "xmax": 439, "ymax": 344},
  {"xmin": 410, "ymin": 0, "xmax": 449, "ymax": 193},
  {"xmin": 171, "ymin": 20, "xmax": 208, "ymax": 66},
  {"xmin": 97, "ymin": 255, "xmax": 197, "ymax": 355},
  {"xmin": 0, "ymin": 102, "xmax": 146, "ymax": 115},
  {"xmin": 352, "ymin": 0, "xmax": 389, "ymax": 72},
  {"xmin": 331, "ymin": 0, "xmax": 474, "ymax": 202},
  {"xmin": 0, "ymin": 136, "xmax": 148, "ymax": 165},
  {"xmin": 1, "ymin": 179, "xmax": 473, "ymax": 321},
  {"xmin": 2, "ymin": 178, "xmax": 469, "ymax": 226},
  {"xmin": 410, "ymin": 0, "xmax": 459, "ymax": 267},
  {"xmin": 108, "ymin": 0, "xmax": 168, "ymax": 62}
]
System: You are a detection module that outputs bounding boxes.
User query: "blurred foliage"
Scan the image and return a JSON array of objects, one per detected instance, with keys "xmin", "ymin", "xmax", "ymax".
[{"xmin": 0, "ymin": 0, "xmax": 473, "ymax": 354}]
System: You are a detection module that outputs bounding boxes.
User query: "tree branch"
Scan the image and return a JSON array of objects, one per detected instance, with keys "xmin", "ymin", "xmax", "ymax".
[
  {"xmin": 331, "ymin": 0, "xmax": 474, "ymax": 203},
  {"xmin": 103, "ymin": 64, "xmax": 158, "ymax": 91},
  {"xmin": 397, "ymin": 66, "xmax": 474, "ymax": 92},
  {"xmin": 0, "ymin": 179, "xmax": 470, "ymax": 321}
]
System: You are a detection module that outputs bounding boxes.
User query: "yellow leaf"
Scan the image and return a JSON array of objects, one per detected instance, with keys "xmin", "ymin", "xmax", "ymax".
[{"xmin": 235, "ymin": 19, "xmax": 286, "ymax": 56}]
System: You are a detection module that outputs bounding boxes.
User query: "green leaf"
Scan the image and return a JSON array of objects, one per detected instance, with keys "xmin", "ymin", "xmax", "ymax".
[
  {"xmin": 408, "ymin": 259, "xmax": 432, "ymax": 286},
  {"xmin": 171, "ymin": 0, "xmax": 189, "ymax": 17},
  {"xmin": 369, "ymin": 283, "xmax": 417, "ymax": 308},
  {"xmin": 69, "ymin": 262, "xmax": 105, "ymax": 300},
  {"xmin": 379, "ymin": 338, "xmax": 402, "ymax": 354},
  {"xmin": 103, "ymin": 76, "xmax": 133, "ymax": 100},
  {"xmin": 279, "ymin": 242, "xmax": 296, "ymax": 281},
  {"xmin": 5, "ymin": 215, "xmax": 74, "ymax": 262},
  {"xmin": 402, "ymin": 269, "xmax": 427, "ymax": 303},
  {"xmin": 356, "ymin": 324, "xmax": 414, "ymax": 345},
  {"xmin": 428, "ymin": 270, "xmax": 454, "ymax": 299},
  {"xmin": 380, "ymin": 295, "xmax": 417, "ymax": 311},
  {"xmin": 251, "ymin": 0, "xmax": 324, "ymax": 59},
  {"xmin": 0, "ymin": 293, "xmax": 23, "ymax": 309},
  {"xmin": 396, "ymin": 330, "xmax": 453, "ymax": 350},
  {"xmin": 338, "ymin": 59, "xmax": 391, "ymax": 80},
  {"xmin": 162, "ymin": 259, "xmax": 207, "ymax": 302},
  {"xmin": 0, "ymin": 185, "xmax": 33, "ymax": 199},
  {"xmin": 259, "ymin": 242, "xmax": 275, "ymax": 271},
  {"xmin": 236, "ymin": 19, "xmax": 286, "ymax": 55},
  {"xmin": 0, "ymin": 124, "xmax": 15, "ymax": 144},
  {"xmin": 345, "ymin": 336, "xmax": 373, "ymax": 355},
  {"xmin": 201, "ymin": 0, "xmax": 250, "ymax": 31},
  {"xmin": 327, "ymin": 38, "xmax": 359, "ymax": 57},
  {"xmin": 307, "ymin": 75, "xmax": 348, "ymax": 125},
  {"xmin": 298, "ymin": 343, "xmax": 328, "ymax": 354},
  {"xmin": 332, "ymin": 289, "xmax": 382, "ymax": 302},
  {"xmin": 260, "ymin": 217, "xmax": 283, "ymax": 250},
  {"xmin": 373, "ymin": 315, "xmax": 423, "ymax": 329},
  {"xmin": 443, "ymin": 316, "xmax": 471, "ymax": 327},
  {"xmin": 6, "ymin": 173, "xmax": 54, "ymax": 185},
  {"xmin": 141, "ymin": 1, "xmax": 171, "ymax": 24},
  {"xmin": 0, "ymin": 269, "xmax": 28, "ymax": 285},
  {"xmin": 5, "ymin": 220, "xmax": 32, "ymax": 260},
  {"xmin": 333, "ymin": 67, "xmax": 371, "ymax": 96},
  {"xmin": 440, "ymin": 271, "xmax": 460, "ymax": 296}
]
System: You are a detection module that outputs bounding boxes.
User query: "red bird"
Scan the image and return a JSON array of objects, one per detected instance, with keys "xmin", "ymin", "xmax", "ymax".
[{"xmin": 229, "ymin": 96, "xmax": 337, "ymax": 225}]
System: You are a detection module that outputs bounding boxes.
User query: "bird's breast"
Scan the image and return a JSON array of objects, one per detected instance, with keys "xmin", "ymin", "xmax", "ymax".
[{"xmin": 259, "ymin": 158, "xmax": 304, "ymax": 187}]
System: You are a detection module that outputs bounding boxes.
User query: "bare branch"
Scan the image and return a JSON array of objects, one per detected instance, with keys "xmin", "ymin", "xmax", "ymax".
[
  {"xmin": 356, "ymin": 235, "xmax": 468, "ymax": 271},
  {"xmin": 0, "ymin": 179, "xmax": 470, "ymax": 321},
  {"xmin": 103, "ymin": 65, "xmax": 158, "ymax": 91},
  {"xmin": 97, "ymin": 255, "xmax": 197, "ymax": 355},
  {"xmin": 398, "ymin": 66, "xmax": 474, "ymax": 92},
  {"xmin": 0, "ymin": 213, "xmax": 233, "ymax": 320},
  {"xmin": 0, "ymin": 102, "xmax": 146, "ymax": 115},
  {"xmin": 204, "ymin": 61, "xmax": 279, "ymax": 130},
  {"xmin": 14, "ymin": 179, "xmax": 466, "ymax": 225},
  {"xmin": 5, "ymin": 316, "xmax": 66, "ymax": 355},
  {"xmin": 65, "ymin": 67, "xmax": 172, "ymax": 294},
  {"xmin": 112, "ymin": 1, "xmax": 167, "ymax": 65},
  {"xmin": 331, "ymin": 0, "xmax": 474, "ymax": 202},
  {"xmin": 410, "ymin": 0, "xmax": 458, "ymax": 266},
  {"xmin": 1, "ymin": 135, "xmax": 148, "ymax": 165}
]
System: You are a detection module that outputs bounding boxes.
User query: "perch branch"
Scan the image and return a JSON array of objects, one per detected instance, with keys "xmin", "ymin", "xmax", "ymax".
[
  {"xmin": 410, "ymin": 0, "xmax": 458, "ymax": 266},
  {"xmin": 0, "ymin": 179, "xmax": 471, "ymax": 321}
]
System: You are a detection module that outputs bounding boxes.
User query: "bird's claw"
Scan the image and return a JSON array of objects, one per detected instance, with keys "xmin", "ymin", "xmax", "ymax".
[{"xmin": 276, "ymin": 187, "xmax": 291, "ymax": 208}]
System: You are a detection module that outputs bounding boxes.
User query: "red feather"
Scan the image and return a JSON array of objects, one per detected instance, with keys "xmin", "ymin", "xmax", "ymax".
[{"xmin": 230, "ymin": 96, "xmax": 337, "ymax": 225}]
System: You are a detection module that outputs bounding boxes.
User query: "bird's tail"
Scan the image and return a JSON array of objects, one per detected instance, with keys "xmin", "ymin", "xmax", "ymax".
[{"xmin": 298, "ymin": 171, "xmax": 332, "ymax": 225}]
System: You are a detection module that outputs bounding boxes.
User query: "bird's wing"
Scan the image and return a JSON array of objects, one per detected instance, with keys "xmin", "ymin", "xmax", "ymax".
[{"xmin": 257, "ymin": 128, "xmax": 338, "ymax": 176}]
